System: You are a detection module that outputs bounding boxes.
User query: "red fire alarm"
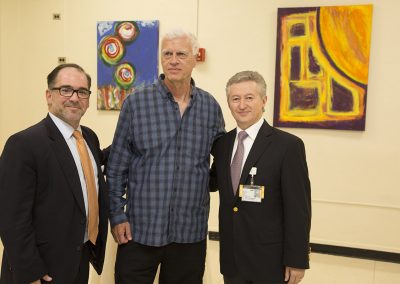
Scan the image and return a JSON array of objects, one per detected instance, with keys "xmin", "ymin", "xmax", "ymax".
[{"xmin": 196, "ymin": 48, "xmax": 206, "ymax": 62}]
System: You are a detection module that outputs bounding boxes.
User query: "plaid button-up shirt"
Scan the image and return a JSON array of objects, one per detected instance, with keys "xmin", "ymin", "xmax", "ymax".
[{"xmin": 107, "ymin": 75, "xmax": 225, "ymax": 246}]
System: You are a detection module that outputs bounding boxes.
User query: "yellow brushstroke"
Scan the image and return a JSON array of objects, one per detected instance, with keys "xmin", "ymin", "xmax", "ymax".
[{"xmin": 319, "ymin": 5, "xmax": 373, "ymax": 84}]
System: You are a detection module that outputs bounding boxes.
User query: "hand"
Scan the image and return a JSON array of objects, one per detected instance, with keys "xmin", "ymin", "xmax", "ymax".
[
  {"xmin": 285, "ymin": 266, "xmax": 305, "ymax": 284},
  {"xmin": 30, "ymin": 274, "xmax": 53, "ymax": 283},
  {"xmin": 111, "ymin": 222, "xmax": 132, "ymax": 244}
]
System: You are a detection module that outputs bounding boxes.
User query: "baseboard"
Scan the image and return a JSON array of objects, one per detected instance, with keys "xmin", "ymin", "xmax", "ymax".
[{"xmin": 208, "ymin": 231, "xmax": 400, "ymax": 264}]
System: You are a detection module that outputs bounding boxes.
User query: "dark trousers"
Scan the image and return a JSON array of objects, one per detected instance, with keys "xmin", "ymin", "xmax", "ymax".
[
  {"xmin": 223, "ymin": 275, "xmax": 286, "ymax": 284},
  {"xmin": 115, "ymin": 240, "xmax": 207, "ymax": 284}
]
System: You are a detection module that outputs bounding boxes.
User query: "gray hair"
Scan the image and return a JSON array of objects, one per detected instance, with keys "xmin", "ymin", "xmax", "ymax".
[
  {"xmin": 161, "ymin": 28, "xmax": 199, "ymax": 56},
  {"xmin": 225, "ymin": 71, "xmax": 267, "ymax": 98}
]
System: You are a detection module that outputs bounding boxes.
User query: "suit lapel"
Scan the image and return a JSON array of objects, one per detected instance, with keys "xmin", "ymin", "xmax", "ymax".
[
  {"xmin": 226, "ymin": 130, "xmax": 236, "ymax": 193},
  {"xmin": 44, "ymin": 116, "xmax": 86, "ymax": 215},
  {"xmin": 238, "ymin": 121, "xmax": 274, "ymax": 195},
  {"xmin": 82, "ymin": 128, "xmax": 100, "ymax": 169}
]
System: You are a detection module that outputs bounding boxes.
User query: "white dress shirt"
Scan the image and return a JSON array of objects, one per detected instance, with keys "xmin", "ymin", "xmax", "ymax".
[{"xmin": 231, "ymin": 117, "xmax": 264, "ymax": 176}]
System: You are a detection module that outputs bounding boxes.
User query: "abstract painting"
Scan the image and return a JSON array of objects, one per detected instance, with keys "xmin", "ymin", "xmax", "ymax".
[
  {"xmin": 97, "ymin": 20, "xmax": 159, "ymax": 110},
  {"xmin": 273, "ymin": 5, "xmax": 373, "ymax": 130}
]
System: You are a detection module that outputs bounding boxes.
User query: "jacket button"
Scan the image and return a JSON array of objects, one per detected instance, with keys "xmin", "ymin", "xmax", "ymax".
[{"xmin": 233, "ymin": 207, "xmax": 238, "ymax": 212}]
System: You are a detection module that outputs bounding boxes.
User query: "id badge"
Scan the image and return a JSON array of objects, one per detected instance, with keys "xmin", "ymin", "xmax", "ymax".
[{"xmin": 239, "ymin": 184, "xmax": 264, "ymax": 203}]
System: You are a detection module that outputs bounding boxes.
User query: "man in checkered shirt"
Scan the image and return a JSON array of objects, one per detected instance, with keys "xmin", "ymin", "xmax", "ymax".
[{"xmin": 107, "ymin": 28, "xmax": 225, "ymax": 284}]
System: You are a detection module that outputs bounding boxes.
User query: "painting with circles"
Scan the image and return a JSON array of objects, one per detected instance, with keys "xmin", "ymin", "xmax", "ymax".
[{"xmin": 97, "ymin": 20, "xmax": 159, "ymax": 110}]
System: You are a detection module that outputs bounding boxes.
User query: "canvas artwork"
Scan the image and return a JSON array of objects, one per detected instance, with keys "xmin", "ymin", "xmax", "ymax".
[
  {"xmin": 97, "ymin": 20, "xmax": 159, "ymax": 110},
  {"xmin": 273, "ymin": 5, "xmax": 373, "ymax": 130}
]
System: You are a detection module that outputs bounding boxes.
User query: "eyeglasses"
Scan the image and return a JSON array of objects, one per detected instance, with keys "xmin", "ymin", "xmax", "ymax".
[
  {"xmin": 51, "ymin": 87, "xmax": 91, "ymax": 99},
  {"xmin": 161, "ymin": 50, "xmax": 191, "ymax": 60}
]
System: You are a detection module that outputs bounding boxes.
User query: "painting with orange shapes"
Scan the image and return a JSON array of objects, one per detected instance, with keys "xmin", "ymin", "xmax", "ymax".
[{"xmin": 273, "ymin": 5, "xmax": 373, "ymax": 130}]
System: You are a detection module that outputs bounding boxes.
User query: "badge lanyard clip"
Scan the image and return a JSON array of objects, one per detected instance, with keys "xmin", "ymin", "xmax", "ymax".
[{"xmin": 249, "ymin": 167, "xmax": 257, "ymax": 185}]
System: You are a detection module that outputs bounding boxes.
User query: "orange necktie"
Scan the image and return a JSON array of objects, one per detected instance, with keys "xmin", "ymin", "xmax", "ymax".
[{"xmin": 73, "ymin": 130, "xmax": 99, "ymax": 245}]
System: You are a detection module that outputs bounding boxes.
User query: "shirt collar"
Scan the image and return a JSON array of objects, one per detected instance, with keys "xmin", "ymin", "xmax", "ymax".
[
  {"xmin": 235, "ymin": 117, "xmax": 264, "ymax": 141},
  {"xmin": 48, "ymin": 112, "xmax": 81, "ymax": 139},
  {"xmin": 158, "ymin": 74, "xmax": 197, "ymax": 101}
]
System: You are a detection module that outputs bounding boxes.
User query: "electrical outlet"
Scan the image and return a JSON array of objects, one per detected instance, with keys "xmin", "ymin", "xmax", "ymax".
[{"xmin": 58, "ymin": 57, "xmax": 66, "ymax": 64}]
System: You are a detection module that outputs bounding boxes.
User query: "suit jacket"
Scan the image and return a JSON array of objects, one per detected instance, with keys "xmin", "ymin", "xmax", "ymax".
[
  {"xmin": 0, "ymin": 115, "xmax": 108, "ymax": 284},
  {"xmin": 210, "ymin": 120, "xmax": 311, "ymax": 283}
]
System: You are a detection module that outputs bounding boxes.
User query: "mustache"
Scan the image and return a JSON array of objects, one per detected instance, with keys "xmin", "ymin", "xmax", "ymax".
[{"xmin": 64, "ymin": 101, "xmax": 81, "ymax": 108}]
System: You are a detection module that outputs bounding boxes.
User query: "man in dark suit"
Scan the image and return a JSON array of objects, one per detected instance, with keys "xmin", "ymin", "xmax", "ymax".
[
  {"xmin": 0, "ymin": 63, "xmax": 108, "ymax": 284},
  {"xmin": 210, "ymin": 71, "xmax": 311, "ymax": 284}
]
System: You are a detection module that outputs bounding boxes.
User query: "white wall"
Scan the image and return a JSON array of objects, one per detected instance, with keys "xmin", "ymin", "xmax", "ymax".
[{"xmin": 1, "ymin": 0, "xmax": 399, "ymax": 283}]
